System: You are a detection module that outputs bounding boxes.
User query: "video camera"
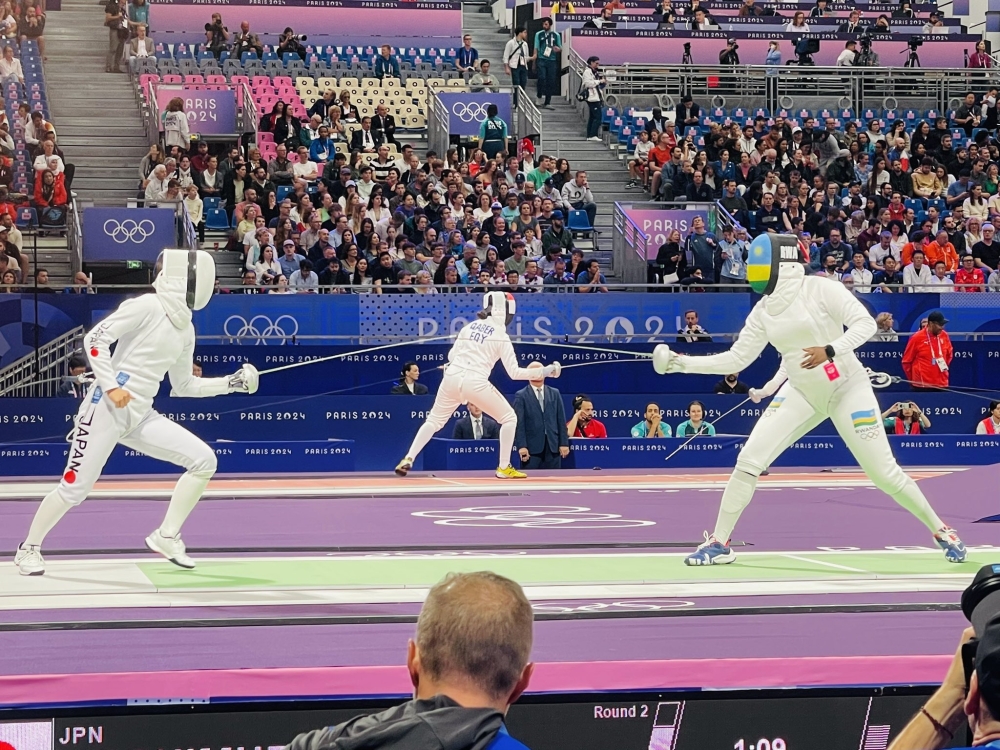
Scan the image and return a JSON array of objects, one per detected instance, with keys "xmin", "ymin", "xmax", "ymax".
[
  {"xmin": 794, "ymin": 37, "xmax": 819, "ymax": 64},
  {"xmin": 859, "ymin": 33, "xmax": 872, "ymax": 50},
  {"xmin": 908, "ymin": 35, "xmax": 923, "ymax": 50},
  {"xmin": 961, "ymin": 565, "xmax": 1000, "ymax": 688},
  {"xmin": 204, "ymin": 20, "xmax": 223, "ymax": 33}
]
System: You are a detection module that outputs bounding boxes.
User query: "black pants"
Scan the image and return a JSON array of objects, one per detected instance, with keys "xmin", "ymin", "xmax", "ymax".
[{"xmin": 522, "ymin": 445, "xmax": 562, "ymax": 469}]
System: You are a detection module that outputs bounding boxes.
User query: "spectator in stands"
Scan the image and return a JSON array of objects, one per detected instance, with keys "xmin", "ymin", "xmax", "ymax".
[
  {"xmin": 204, "ymin": 12, "xmax": 228, "ymax": 60},
  {"xmin": 373, "ymin": 44, "xmax": 400, "ymax": 80},
  {"xmin": 470, "ymin": 60, "xmax": 500, "ymax": 93},
  {"xmin": 351, "ymin": 117, "xmax": 381, "ymax": 154},
  {"xmin": 18, "ymin": 4, "xmax": 44, "ymax": 59},
  {"xmin": 0, "ymin": 268, "xmax": 15, "ymax": 290},
  {"xmin": 453, "ymin": 402, "xmax": 500, "ymax": 441},
  {"xmin": 784, "ymin": 10, "xmax": 810, "ymax": 31},
  {"xmin": 231, "ymin": 20, "xmax": 261, "ymax": 59},
  {"xmin": 198, "ymin": 155, "xmax": 223, "ymax": 201},
  {"xmin": 928, "ymin": 260, "xmax": 955, "ymax": 291},
  {"xmin": 978, "ymin": 401, "xmax": 1000, "ymax": 434},
  {"xmin": 66, "ymin": 271, "xmax": 94, "ymax": 294},
  {"xmin": 370, "ymin": 104, "xmax": 397, "ymax": 147},
  {"xmin": 927, "ymin": 229, "xmax": 960, "ymax": 273},
  {"xmin": 161, "ymin": 96, "xmax": 190, "ymax": 153},
  {"xmin": 871, "ymin": 312, "xmax": 898, "ymax": 342},
  {"xmin": 580, "ymin": 55, "xmax": 605, "ymax": 142},
  {"xmin": 0, "ymin": 44, "xmax": 21, "ymax": 86},
  {"xmin": 391, "ymin": 362, "xmax": 428, "ymax": 395},
  {"xmin": 291, "ymin": 147, "xmax": 318, "ymax": 184},
  {"xmin": 0, "ymin": 4, "xmax": 18, "ymax": 41},
  {"xmin": 719, "ymin": 38, "xmax": 740, "ymax": 65},
  {"xmin": 903, "ymin": 248, "xmax": 933, "ymax": 291},
  {"xmin": 143, "ymin": 163, "xmax": 168, "ymax": 203},
  {"xmin": 883, "ymin": 401, "xmax": 931, "ymax": 434},
  {"xmin": 532, "ymin": 19, "xmax": 560, "ymax": 108},
  {"xmin": 289, "ymin": 259, "xmax": 318, "ymax": 293},
  {"xmin": 973, "ymin": 222, "xmax": 1000, "ymax": 272},
  {"xmin": 338, "ymin": 91, "xmax": 360, "ymax": 123},
  {"xmin": 956, "ymin": 254, "xmax": 986, "ymax": 291},
  {"xmin": 273, "ymin": 108, "xmax": 302, "ymax": 152},
  {"xmin": 873, "ymin": 255, "xmax": 904, "ymax": 292},
  {"xmin": 455, "ymin": 33, "xmax": 479, "ymax": 75},
  {"xmin": 543, "ymin": 256, "xmax": 574, "ymax": 291},
  {"xmin": 58, "ymin": 353, "xmax": 89, "ymax": 399},
  {"xmin": 838, "ymin": 9, "xmax": 863, "ymax": 33},
  {"xmin": 676, "ymin": 400, "xmax": 716, "ymax": 437},
  {"xmin": 561, "ymin": 170, "xmax": 596, "ymax": 227},
  {"xmin": 31, "ymin": 268, "xmax": 54, "ymax": 292},
  {"xmin": 677, "ymin": 309, "xmax": 712, "ymax": 343},
  {"xmin": 278, "ymin": 239, "xmax": 305, "ymax": 278},
  {"xmin": 541, "ymin": 209, "xmax": 573, "ymax": 257},
  {"xmin": 576, "ymin": 259, "xmax": 607, "ymax": 293},
  {"xmin": 902, "ymin": 310, "xmax": 952, "ymax": 391},
  {"xmin": 675, "ymin": 94, "xmax": 700, "ymax": 130},
  {"xmin": 277, "ymin": 26, "xmax": 305, "ymax": 59}
]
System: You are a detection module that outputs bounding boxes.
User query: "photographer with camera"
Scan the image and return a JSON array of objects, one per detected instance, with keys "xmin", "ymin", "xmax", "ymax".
[
  {"xmin": 278, "ymin": 27, "xmax": 307, "ymax": 59},
  {"xmin": 854, "ymin": 33, "xmax": 880, "ymax": 66},
  {"xmin": 888, "ymin": 566, "xmax": 1000, "ymax": 749},
  {"xmin": 204, "ymin": 13, "xmax": 229, "ymax": 60},
  {"xmin": 719, "ymin": 38, "xmax": 740, "ymax": 65}
]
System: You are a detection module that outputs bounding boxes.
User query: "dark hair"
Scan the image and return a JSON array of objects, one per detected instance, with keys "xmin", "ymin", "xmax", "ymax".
[
  {"xmin": 402, "ymin": 361, "xmax": 418, "ymax": 377},
  {"xmin": 572, "ymin": 393, "xmax": 592, "ymax": 411},
  {"xmin": 486, "ymin": 103, "xmax": 498, "ymax": 119},
  {"xmin": 688, "ymin": 400, "xmax": 706, "ymax": 414}
]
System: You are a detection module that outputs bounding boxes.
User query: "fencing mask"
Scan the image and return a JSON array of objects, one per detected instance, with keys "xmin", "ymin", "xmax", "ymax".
[
  {"xmin": 155, "ymin": 249, "xmax": 216, "ymax": 310},
  {"xmin": 746, "ymin": 234, "xmax": 803, "ymax": 296},
  {"xmin": 480, "ymin": 290, "xmax": 516, "ymax": 326}
]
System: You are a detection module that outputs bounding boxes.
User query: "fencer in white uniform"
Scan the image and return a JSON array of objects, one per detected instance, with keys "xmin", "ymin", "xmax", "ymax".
[
  {"xmin": 14, "ymin": 249, "xmax": 260, "ymax": 576},
  {"xmin": 652, "ymin": 234, "xmax": 966, "ymax": 566},
  {"xmin": 395, "ymin": 291, "xmax": 561, "ymax": 479}
]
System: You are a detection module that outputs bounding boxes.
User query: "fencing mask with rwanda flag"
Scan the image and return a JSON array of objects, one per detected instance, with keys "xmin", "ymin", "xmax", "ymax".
[{"xmin": 746, "ymin": 234, "xmax": 804, "ymax": 296}]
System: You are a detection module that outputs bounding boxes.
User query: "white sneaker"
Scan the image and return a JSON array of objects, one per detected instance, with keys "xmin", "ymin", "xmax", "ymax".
[
  {"xmin": 145, "ymin": 530, "xmax": 196, "ymax": 569},
  {"xmin": 14, "ymin": 544, "xmax": 45, "ymax": 576},
  {"xmin": 587, "ymin": 136, "xmax": 602, "ymax": 142}
]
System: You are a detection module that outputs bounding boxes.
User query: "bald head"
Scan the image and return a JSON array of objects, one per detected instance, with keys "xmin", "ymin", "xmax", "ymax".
[{"xmin": 527, "ymin": 360, "xmax": 546, "ymax": 386}]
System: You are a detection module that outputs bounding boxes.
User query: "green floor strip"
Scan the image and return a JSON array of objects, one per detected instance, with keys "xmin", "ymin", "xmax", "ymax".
[{"xmin": 138, "ymin": 552, "xmax": 981, "ymax": 591}]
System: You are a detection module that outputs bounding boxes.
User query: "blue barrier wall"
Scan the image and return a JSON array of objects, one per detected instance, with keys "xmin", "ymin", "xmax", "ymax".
[
  {"xmin": 3, "ymin": 393, "xmax": 995, "ymax": 472},
  {"xmin": 5, "ymin": 291, "xmax": 1000, "ymax": 368}
]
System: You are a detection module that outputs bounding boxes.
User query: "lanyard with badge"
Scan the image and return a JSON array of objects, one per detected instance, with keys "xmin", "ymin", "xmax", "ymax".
[
  {"xmin": 926, "ymin": 329, "xmax": 948, "ymax": 372},
  {"xmin": 540, "ymin": 31, "xmax": 554, "ymax": 58}
]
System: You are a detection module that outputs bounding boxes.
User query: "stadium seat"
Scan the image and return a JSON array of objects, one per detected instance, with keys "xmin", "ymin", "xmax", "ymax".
[
  {"xmin": 276, "ymin": 184, "xmax": 293, "ymax": 201},
  {"xmin": 205, "ymin": 209, "xmax": 230, "ymax": 231},
  {"xmin": 203, "ymin": 197, "xmax": 220, "ymax": 212},
  {"xmin": 567, "ymin": 209, "xmax": 593, "ymax": 233},
  {"xmin": 16, "ymin": 207, "xmax": 36, "ymax": 227}
]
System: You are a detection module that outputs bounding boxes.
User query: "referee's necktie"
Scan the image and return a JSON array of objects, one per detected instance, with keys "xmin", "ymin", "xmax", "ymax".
[
  {"xmin": 536, "ymin": 387, "xmax": 545, "ymax": 412},
  {"xmin": 474, "ymin": 419, "xmax": 482, "ymax": 440}
]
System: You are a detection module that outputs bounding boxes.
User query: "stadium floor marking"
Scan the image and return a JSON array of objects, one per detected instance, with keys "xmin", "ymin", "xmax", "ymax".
[{"xmin": 0, "ymin": 470, "xmax": 957, "ymax": 499}]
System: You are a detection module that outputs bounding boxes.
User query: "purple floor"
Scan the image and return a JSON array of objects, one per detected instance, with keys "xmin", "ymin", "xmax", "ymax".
[{"xmin": 0, "ymin": 466, "xmax": 995, "ymax": 685}]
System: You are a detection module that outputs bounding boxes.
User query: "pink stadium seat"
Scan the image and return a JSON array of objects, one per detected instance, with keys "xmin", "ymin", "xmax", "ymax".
[
  {"xmin": 163, "ymin": 74, "xmax": 182, "ymax": 84},
  {"xmin": 252, "ymin": 76, "xmax": 271, "ymax": 88},
  {"xmin": 273, "ymin": 76, "xmax": 293, "ymax": 87},
  {"xmin": 257, "ymin": 131, "xmax": 274, "ymax": 144},
  {"xmin": 231, "ymin": 75, "xmax": 250, "ymax": 89},
  {"xmin": 206, "ymin": 75, "xmax": 227, "ymax": 84},
  {"xmin": 184, "ymin": 75, "xmax": 205, "ymax": 85},
  {"xmin": 139, "ymin": 74, "xmax": 160, "ymax": 88}
]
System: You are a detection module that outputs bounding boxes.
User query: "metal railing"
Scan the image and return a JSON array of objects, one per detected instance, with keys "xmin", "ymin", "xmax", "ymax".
[
  {"xmin": 0, "ymin": 326, "xmax": 84, "ymax": 398},
  {"xmin": 427, "ymin": 87, "xmax": 450, "ymax": 159},
  {"xmin": 514, "ymin": 86, "xmax": 544, "ymax": 153},
  {"xmin": 237, "ymin": 79, "xmax": 257, "ymax": 138},
  {"xmin": 612, "ymin": 201, "xmax": 652, "ymax": 287},
  {"xmin": 565, "ymin": 56, "xmax": 998, "ymax": 114},
  {"xmin": 141, "ymin": 78, "xmax": 160, "ymax": 146},
  {"xmin": 66, "ymin": 196, "xmax": 83, "ymax": 274}
]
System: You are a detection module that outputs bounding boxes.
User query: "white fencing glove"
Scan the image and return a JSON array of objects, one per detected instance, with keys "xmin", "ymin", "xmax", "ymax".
[
  {"xmin": 547, "ymin": 361, "xmax": 562, "ymax": 378},
  {"xmin": 652, "ymin": 344, "xmax": 682, "ymax": 375},
  {"xmin": 228, "ymin": 363, "xmax": 259, "ymax": 394},
  {"xmin": 748, "ymin": 388, "xmax": 763, "ymax": 404}
]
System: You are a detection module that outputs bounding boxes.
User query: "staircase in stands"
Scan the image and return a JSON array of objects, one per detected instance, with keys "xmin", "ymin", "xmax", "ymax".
[
  {"xmin": 462, "ymin": 0, "xmax": 629, "ymax": 278},
  {"xmin": 28, "ymin": 0, "xmax": 149, "ymax": 287}
]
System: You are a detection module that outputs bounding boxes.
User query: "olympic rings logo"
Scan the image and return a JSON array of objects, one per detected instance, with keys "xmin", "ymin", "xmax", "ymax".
[
  {"xmin": 223, "ymin": 314, "xmax": 300, "ymax": 345},
  {"xmin": 103, "ymin": 219, "xmax": 155, "ymax": 244},
  {"xmin": 451, "ymin": 102, "xmax": 489, "ymax": 123},
  {"xmin": 412, "ymin": 505, "xmax": 656, "ymax": 529},
  {"xmin": 532, "ymin": 599, "xmax": 695, "ymax": 614}
]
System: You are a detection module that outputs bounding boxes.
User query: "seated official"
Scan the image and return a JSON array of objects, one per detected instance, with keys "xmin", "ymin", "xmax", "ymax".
[
  {"xmin": 566, "ymin": 394, "xmax": 608, "ymax": 438},
  {"xmin": 453, "ymin": 402, "xmax": 501, "ymax": 439},
  {"xmin": 676, "ymin": 400, "xmax": 716, "ymax": 437},
  {"xmin": 631, "ymin": 402, "xmax": 671, "ymax": 437},
  {"xmin": 391, "ymin": 361, "xmax": 429, "ymax": 395}
]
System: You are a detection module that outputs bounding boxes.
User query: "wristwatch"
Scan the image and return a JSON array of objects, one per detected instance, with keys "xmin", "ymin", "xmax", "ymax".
[{"xmin": 824, "ymin": 344, "xmax": 836, "ymax": 361}]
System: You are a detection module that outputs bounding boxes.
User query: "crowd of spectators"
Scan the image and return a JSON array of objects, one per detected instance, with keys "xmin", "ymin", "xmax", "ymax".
[
  {"xmin": 637, "ymin": 85, "xmax": 1000, "ymax": 291},
  {"xmin": 141, "ymin": 130, "xmax": 608, "ymax": 292}
]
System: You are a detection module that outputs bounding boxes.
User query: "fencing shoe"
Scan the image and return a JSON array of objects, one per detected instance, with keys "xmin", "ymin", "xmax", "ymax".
[
  {"xmin": 14, "ymin": 543, "xmax": 45, "ymax": 576},
  {"xmin": 395, "ymin": 457, "xmax": 413, "ymax": 477},
  {"xmin": 684, "ymin": 532, "xmax": 736, "ymax": 566},
  {"xmin": 145, "ymin": 530, "xmax": 196, "ymax": 569},
  {"xmin": 933, "ymin": 527, "xmax": 967, "ymax": 563},
  {"xmin": 496, "ymin": 465, "xmax": 528, "ymax": 479}
]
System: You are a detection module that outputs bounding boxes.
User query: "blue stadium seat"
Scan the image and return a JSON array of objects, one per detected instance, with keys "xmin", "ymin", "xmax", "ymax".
[
  {"xmin": 16, "ymin": 207, "xmax": 36, "ymax": 227},
  {"xmin": 927, "ymin": 198, "xmax": 945, "ymax": 213},
  {"xmin": 204, "ymin": 209, "xmax": 230, "ymax": 231},
  {"xmin": 276, "ymin": 184, "xmax": 293, "ymax": 201},
  {"xmin": 567, "ymin": 209, "xmax": 593, "ymax": 233},
  {"xmin": 905, "ymin": 198, "xmax": 925, "ymax": 212},
  {"xmin": 203, "ymin": 196, "xmax": 220, "ymax": 212}
]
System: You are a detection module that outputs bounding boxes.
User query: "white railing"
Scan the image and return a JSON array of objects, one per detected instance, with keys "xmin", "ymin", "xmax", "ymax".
[
  {"xmin": 427, "ymin": 86, "xmax": 451, "ymax": 158},
  {"xmin": 514, "ymin": 86, "xmax": 543, "ymax": 152}
]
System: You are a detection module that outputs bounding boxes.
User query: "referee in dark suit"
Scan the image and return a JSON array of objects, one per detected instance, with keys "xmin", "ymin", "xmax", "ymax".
[
  {"xmin": 513, "ymin": 362, "xmax": 568, "ymax": 469},
  {"xmin": 452, "ymin": 403, "xmax": 500, "ymax": 439},
  {"xmin": 390, "ymin": 362, "xmax": 429, "ymax": 395}
]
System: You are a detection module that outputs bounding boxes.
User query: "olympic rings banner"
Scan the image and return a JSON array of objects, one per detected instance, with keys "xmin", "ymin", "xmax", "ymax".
[
  {"xmin": 436, "ymin": 93, "xmax": 512, "ymax": 138},
  {"xmin": 81, "ymin": 207, "xmax": 178, "ymax": 264}
]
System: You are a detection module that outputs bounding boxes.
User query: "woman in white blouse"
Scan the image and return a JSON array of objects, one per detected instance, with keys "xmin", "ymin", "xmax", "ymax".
[
  {"xmin": 254, "ymin": 245, "xmax": 282, "ymax": 283},
  {"xmin": 784, "ymin": 11, "xmax": 810, "ymax": 31},
  {"xmin": 365, "ymin": 193, "xmax": 391, "ymax": 225}
]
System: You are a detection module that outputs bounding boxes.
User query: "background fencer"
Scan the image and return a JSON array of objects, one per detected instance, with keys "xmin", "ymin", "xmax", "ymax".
[
  {"xmin": 14, "ymin": 249, "xmax": 260, "ymax": 576},
  {"xmin": 396, "ymin": 291, "xmax": 561, "ymax": 479},
  {"xmin": 653, "ymin": 234, "xmax": 966, "ymax": 567}
]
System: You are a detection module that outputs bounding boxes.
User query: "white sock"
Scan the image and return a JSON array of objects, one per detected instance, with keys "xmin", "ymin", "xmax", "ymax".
[
  {"xmin": 404, "ymin": 423, "xmax": 440, "ymax": 462},
  {"xmin": 889, "ymin": 476, "xmax": 945, "ymax": 533},
  {"xmin": 24, "ymin": 488, "xmax": 73, "ymax": 547},
  {"xmin": 497, "ymin": 420, "xmax": 516, "ymax": 468},
  {"xmin": 712, "ymin": 470, "xmax": 758, "ymax": 543},
  {"xmin": 159, "ymin": 472, "xmax": 210, "ymax": 538}
]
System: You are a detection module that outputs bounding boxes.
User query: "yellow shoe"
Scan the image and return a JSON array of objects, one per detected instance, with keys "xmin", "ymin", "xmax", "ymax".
[
  {"xmin": 395, "ymin": 457, "xmax": 413, "ymax": 477},
  {"xmin": 495, "ymin": 465, "xmax": 527, "ymax": 479}
]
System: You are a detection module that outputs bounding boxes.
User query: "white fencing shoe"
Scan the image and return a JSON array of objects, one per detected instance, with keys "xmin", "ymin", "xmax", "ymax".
[
  {"xmin": 14, "ymin": 544, "xmax": 45, "ymax": 576},
  {"xmin": 145, "ymin": 530, "xmax": 196, "ymax": 569}
]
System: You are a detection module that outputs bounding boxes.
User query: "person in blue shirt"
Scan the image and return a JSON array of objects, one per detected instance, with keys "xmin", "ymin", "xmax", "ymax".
[
  {"xmin": 676, "ymin": 400, "xmax": 717, "ymax": 437},
  {"xmin": 277, "ymin": 239, "xmax": 305, "ymax": 278},
  {"xmin": 576, "ymin": 259, "xmax": 608, "ymax": 292},
  {"xmin": 374, "ymin": 44, "xmax": 400, "ymax": 80},
  {"xmin": 308, "ymin": 126, "xmax": 334, "ymax": 162},
  {"xmin": 631, "ymin": 402, "xmax": 672, "ymax": 437},
  {"xmin": 456, "ymin": 34, "xmax": 479, "ymax": 74}
]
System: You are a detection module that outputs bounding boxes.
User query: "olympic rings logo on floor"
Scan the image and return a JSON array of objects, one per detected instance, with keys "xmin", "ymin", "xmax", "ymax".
[
  {"xmin": 223, "ymin": 315, "xmax": 299, "ymax": 344},
  {"xmin": 532, "ymin": 599, "xmax": 695, "ymax": 613},
  {"xmin": 103, "ymin": 219, "xmax": 155, "ymax": 244},
  {"xmin": 412, "ymin": 505, "xmax": 656, "ymax": 528},
  {"xmin": 451, "ymin": 102, "xmax": 489, "ymax": 122}
]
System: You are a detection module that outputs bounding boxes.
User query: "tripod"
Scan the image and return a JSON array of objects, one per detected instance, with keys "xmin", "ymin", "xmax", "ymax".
[
  {"xmin": 682, "ymin": 51, "xmax": 693, "ymax": 64},
  {"xmin": 903, "ymin": 48, "xmax": 921, "ymax": 67}
]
